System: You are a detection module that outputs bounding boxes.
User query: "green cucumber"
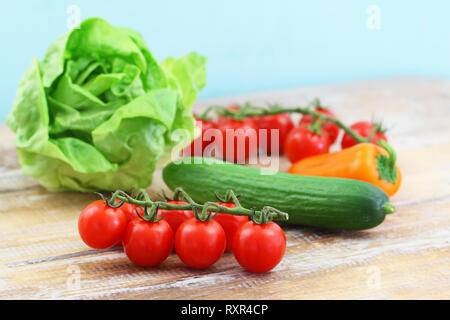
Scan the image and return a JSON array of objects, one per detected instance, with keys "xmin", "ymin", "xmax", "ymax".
[{"xmin": 162, "ymin": 157, "xmax": 395, "ymax": 230}]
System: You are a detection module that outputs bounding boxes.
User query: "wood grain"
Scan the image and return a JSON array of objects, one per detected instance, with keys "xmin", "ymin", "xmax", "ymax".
[{"xmin": 0, "ymin": 77, "xmax": 449, "ymax": 300}]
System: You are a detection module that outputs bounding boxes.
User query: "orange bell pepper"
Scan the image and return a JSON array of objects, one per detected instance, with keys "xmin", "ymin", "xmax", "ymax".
[{"xmin": 287, "ymin": 141, "xmax": 402, "ymax": 196}]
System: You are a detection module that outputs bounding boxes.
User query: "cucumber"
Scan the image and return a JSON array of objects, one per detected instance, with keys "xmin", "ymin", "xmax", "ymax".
[{"xmin": 162, "ymin": 157, "xmax": 395, "ymax": 230}]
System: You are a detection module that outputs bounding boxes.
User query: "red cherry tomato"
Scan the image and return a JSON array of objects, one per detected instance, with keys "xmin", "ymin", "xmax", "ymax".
[
  {"xmin": 157, "ymin": 200, "xmax": 194, "ymax": 235},
  {"xmin": 300, "ymin": 107, "xmax": 340, "ymax": 144},
  {"xmin": 341, "ymin": 121, "xmax": 388, "ymax": 149},
  {"xmin": 218, "ymin": 118, "xmax": 258, "ymax": 163},
  {"xmin": 253, "ymin": 113, "xmax": 294, "ymax": 155},
  {"xmin": 175, "ymin": 218, "xmax": 226, "ymax": 269},
  {"xmin": 233, "ymin": 221, "xmax": 286, "ymax": 273},
  {"xmin": 78, "ymin": 200, "xmax": 128, "ymax": 249},
  {"xmin": 123, "ymin": 218, "xmax": 173, "ymax": 267},
  {"xmin": 284, "ymin": 126, "xmax": 331, "ymax": 163},
  {"xmin": 185, "ymin": 117, "xmax": 218, "ymax": 157},
  {"xmin": 213, "ymin": 203, "xmax": 249, "ymax": 252}
]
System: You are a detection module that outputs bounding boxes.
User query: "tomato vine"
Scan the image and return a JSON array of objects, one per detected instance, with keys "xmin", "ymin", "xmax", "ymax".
[
  {"xmin": 98, "ymin": 188, "xmax": 289, "ymax": 224},
  {"xmin": 205, "ymin": 98, "xmax": 377, "ymax": 144}
]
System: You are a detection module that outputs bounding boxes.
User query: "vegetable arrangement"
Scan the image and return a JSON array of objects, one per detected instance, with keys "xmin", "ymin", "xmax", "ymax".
[
  {"xmin": 78, "ymin": 188, "xmax": 288, "ymax": 272},
  {"xmin": 7, "ymin": 17, "xmax": 207, "ymax": 192},
  {"xmin": 7, "ymin": 15, "xmax": 404, "ymax": 276},
  {"xmin": 163, "ymin": 157, "xmax": 395, "ymax": 230},
  {"xmin": 189, "ymin": 98, "xmax": 401, "ymax": 196},
  {"xmin": 77, "ymin": 96, "xmax": 400, "ymax": 272}
]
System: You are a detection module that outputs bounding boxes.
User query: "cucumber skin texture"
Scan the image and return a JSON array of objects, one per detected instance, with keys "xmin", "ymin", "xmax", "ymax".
[{"xmin": 162, "ymin": 158, "xmax": 390, "ymax": 230}]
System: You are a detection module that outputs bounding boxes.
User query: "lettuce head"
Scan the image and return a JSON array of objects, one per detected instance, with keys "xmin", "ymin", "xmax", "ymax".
[{"xmin": 7, "ymin": 17, "xmax": 207, "ymax": 192}]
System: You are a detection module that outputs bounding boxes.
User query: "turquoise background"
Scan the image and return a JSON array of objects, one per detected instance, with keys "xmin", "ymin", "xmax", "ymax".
[{"xmin": 1, "ymin": 0, "xmax": 449, "ymax": 121}]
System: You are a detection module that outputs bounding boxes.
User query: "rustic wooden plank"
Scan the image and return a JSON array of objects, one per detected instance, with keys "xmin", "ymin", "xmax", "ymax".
[
  {"xmin": 0, "ymin": 77, "xmax": 449, "ymax": 299},
  {"xmin": 0, "ymin": 197, "xmax": 448, "ymax": 299}
]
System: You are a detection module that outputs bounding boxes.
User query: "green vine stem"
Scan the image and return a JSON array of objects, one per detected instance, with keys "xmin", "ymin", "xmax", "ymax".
[
  {"xmin": 102, "ymin": 188, "xmax": 289, "ymax": 224},
  {"xmin": 211, "ymin": 98, "xmax": 372, "ymax": 143}
]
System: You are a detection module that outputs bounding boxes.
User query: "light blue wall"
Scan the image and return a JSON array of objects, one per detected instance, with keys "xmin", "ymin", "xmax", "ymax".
[{"xmin": 1, "ymin": 0, "xmax": 449, "ymax": 121}]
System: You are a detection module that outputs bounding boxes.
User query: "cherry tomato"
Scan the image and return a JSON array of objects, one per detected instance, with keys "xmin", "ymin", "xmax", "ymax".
[
  {"xmin": 253, "ymin": 113, "xmax": 294, "ymax": 155},
  {"xmin": 213, "ymin": 203, "xmax": 249, "ymax": 252},
  {"xmin": 185, "ymin": 117, "xmax": 218, "ymax": 157},
  {"xmin": 233, "ymin": 221, "xmax": 286, "ymax": 273},
  {"xmin": 341, "ymin": 121, "xmax": 388, "ymax": 149},
  {"xmin": 157, "ymin": 200, "xmax": 194, "ymax": 235},
  {"xmin": 78, "ymin": 200, "xmax": 128, "ymax": 249},
  {"xmin": 284, "ymin": 126, "xmax": 331, "ymax": 163},
  {"xmin": 175, "ymin": 218, "xmax": 226, "ymax": 269},
  {"xmin": 300, "ymin": 107, "xmax": 339, "ymax": 144},
  {"xmin": 218, "ymin": 118, "xmax": 258, "ymax": 163},
  {"xmin": 123, "ymin": 218, "xmax": 173, "ymax": 267}
]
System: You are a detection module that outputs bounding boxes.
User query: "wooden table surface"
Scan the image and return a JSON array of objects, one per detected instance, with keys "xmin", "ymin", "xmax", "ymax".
[{"xmin": 0, "ymin": 77, "xmax": 449, "ymax": 300}]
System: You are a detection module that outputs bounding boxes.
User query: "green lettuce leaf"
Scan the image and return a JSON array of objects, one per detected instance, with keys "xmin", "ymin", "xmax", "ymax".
[{"xmin": 7, "ymin": 17, "xmax": 207, "ymax": 192}]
